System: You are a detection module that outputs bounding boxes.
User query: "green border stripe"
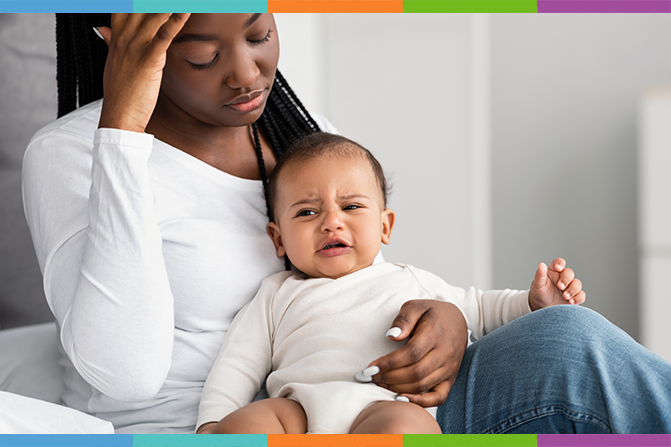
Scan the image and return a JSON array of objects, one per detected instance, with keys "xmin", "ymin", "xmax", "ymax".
[
  {"xmin": 133, "ymin": 1, "xmax": 267, "ymax": 12},
  {"xmin": 404, "ymin": 434, "xmax": 537, "ymax": 447},
  {"xmin": 132, "ymin": 435, "xmax": 267, "ymax": 447},
  {"xmin": 403, "ymin": 0, "xmax": 537, "ymax": 12}
]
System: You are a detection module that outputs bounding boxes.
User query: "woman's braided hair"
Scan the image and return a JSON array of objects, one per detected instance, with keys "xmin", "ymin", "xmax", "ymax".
[{"xmin": 55, "ymin": 13, "xmax": 320, "ymax": 188}]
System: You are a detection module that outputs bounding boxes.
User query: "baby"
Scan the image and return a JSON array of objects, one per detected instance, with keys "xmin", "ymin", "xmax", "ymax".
[{"xmin": 196, "ymin": 132, "xmax": 585, "ymax": 434}]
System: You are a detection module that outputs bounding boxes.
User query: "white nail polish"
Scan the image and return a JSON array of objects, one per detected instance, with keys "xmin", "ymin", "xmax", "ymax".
[
  {"xmin": 362, "ymin": 366, "xmax": 380, "ymax": 377},
  {"xmin": 395, "ymin": 396, "xmax": 410, "ymax": 402},
  {"xmin": 386, "ymin": 327, "xmax": 402, "ymax": 338},
  {"xmin": 355, "ymin": 372, "xmax": 372, "ymax": 383},
  {"xmin": 92, "ymin": 27, "xmax": 104, "ymax": 41}
]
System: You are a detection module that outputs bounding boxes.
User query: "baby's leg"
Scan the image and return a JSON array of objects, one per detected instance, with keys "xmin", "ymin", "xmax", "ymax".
[
  {"xmin": 213, "ymin": 398, "xmax": 307, "ymax": 434},
  {"xmin": 349, "ymin": 401, "xmax": 442, "ymax": 434}
]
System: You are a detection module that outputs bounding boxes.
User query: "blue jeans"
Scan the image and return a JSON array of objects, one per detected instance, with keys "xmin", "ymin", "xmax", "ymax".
[{"xmin": 436, "ymin": 305, "xmax": 671, "ymax": 433}]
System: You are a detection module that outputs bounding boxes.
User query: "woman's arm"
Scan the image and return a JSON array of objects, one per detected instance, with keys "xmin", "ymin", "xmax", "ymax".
[
  {"xmin": 23, "ymin": 125, "xmax": 174, "ymax": 402},
  {"xmin": 21, "ymin": 14, "xmax": 192, "ymax": 402}
]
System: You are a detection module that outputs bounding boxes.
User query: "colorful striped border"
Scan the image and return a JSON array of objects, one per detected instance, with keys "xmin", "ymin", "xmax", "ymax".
[
  {"xmin": 0, "ymin": 0, "xmax": 670, "ymax": 12},
  {"xmin": 1, "ymin": 435, "xmax": 670, "ymax": 447}
]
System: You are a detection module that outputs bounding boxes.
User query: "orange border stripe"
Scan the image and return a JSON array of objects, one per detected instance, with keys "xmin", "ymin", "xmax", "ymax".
[
  {"xmin": 268, "ymin": 434, "xmax": 403, "ymax": 447},
  {"xmin": 268, "ymin": 0, "xmax": 403, "ymax": 12}
]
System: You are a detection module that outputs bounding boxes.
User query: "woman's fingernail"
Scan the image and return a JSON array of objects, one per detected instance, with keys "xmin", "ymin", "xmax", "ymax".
[
  {"xmin": 355, "ymin": 372, "xmax": 373, "ymax": 383},
  {"xmin": 92, "ymin": 27, "xmax": 104, "ymax": 41},
  {"xmin": 395, "ymin": 396, "xmax": 410, "ymax": 402},
  {"xmin": 362, "ymin": 366, "xmax": 380, "ymax": 377},
  {"xmin": 386, "ymin": 327, "xmax": 402, "ymax": 338}
]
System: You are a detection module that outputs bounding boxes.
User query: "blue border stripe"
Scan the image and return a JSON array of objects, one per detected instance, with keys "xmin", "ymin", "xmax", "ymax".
[
  {"xmin": 0, "ymin": 435, "xmax": 133, "ymax": 447},
  {"xmin": 0, "ymin": 1, "xmax": 131, "ymax": 12}
]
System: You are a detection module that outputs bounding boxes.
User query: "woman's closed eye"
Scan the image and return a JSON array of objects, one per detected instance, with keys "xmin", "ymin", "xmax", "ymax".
[
  {"xmin": 249, "ymin": 29, "xmax": 273, "ymax": 45},
  {"xmin": 188, "ymin": 53, "xmax": 219, "ymax": 71}
]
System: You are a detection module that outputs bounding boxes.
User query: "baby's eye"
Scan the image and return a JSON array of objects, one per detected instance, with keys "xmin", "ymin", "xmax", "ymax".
[
  {"xmin": 296, "ymin": 209, "xmax": 316, "ymax": 217},
  {"xmin": 343, "ymin": 204, "xmax": 363, "ymax": 211}
]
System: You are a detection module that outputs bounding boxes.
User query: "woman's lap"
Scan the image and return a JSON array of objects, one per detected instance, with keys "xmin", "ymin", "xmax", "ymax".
[{"xmin": 437, "ymin": 305, "xmax": 671, "ymax": 434}]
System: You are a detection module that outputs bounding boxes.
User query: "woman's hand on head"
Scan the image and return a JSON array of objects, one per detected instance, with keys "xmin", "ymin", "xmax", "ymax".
[
  {"xmin": 367, "ymin": 300, "xmax": 468, "ymax": 408},
  {"xmin": 97, "ymin": 13, "xmax": 191, "ymax": 133}
]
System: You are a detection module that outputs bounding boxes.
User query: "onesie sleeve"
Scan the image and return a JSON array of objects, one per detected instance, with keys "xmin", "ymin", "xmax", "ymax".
[
  {"xmin": 196, "ymin": 274, "xmax": 285, "ymax": 431},
  {"xmin": 406, "ymin": 266, "xmax": 531, "ymax": 341},
  {"xmin": 22, "ymin": 125, "xmax": 174, "ymax": 402}
]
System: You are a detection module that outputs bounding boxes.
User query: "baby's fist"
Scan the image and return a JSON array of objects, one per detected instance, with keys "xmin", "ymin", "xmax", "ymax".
[{"xmin": 529, "ymin": 258, "xmax": 586, "ymax": 311}]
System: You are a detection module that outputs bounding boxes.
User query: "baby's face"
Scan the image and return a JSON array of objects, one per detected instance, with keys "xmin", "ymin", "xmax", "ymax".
[{"xmin": 267, "ymin": 152, "xmax": 394, "ymax": 279}]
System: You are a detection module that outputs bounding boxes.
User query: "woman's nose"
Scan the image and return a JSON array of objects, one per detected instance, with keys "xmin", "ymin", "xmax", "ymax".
[
  {"xmin": 321, "ymin": 210, "xmax": 344, "ymax": 233},
  {"xmin": 224, "ymin": 47, "xmax": 261, "ymax": 90}
]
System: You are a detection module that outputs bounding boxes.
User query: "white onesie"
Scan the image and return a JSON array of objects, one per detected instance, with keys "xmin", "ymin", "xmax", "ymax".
[{"xmin": 197, "ymin": 262, "xmax": 531, "ymax": 434}]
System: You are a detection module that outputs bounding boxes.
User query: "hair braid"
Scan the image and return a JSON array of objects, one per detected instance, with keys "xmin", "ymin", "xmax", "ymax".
[{"xmin": 56, "ymin": 13, "xmax": 108, "ymax": 118}]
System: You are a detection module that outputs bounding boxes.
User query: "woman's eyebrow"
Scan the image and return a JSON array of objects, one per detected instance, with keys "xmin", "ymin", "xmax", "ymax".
[
  {"xmin": 245, "ymin": 13, "xmax": 262, "ymax": 29},
  {"xmin": 172, "ymin": 33, "xmax": 218, "ymax": 44}
]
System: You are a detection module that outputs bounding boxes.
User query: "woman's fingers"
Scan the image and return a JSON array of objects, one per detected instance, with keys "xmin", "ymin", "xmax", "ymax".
[
  {"xmin": 400, "ymin": 380, "xmax": 453, "ymax": 408},
  {"xmin": 153, "ymin": 13, "xmax": 191, "ymax": 51},
  {"xmin": 375, "ymin": 350, "xmax": 454, "ymax": 395},
  {"xmin": 369, "ymin": 301, "xmax": 467, "ymax": 407}
]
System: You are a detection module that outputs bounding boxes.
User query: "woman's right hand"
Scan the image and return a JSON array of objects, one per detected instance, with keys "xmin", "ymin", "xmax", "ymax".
[{"xmin": 97, "ymin": 13, "xmax": 190, "ymax": 133}]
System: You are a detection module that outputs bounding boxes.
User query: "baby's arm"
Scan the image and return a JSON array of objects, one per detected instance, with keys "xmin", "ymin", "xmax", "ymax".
[
  {"xmin": 196, "ymin": 274, "xmax": 286, "ymax": 433},
  {"xmin": 528, "ymin": 258, "xmax": 585, "ymax": 310}
]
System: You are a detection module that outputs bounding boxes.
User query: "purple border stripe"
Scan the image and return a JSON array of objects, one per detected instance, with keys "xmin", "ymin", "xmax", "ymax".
[
  {"xmin": 537, "ymin": 0, "xmax": 671, "ymax": 12},
  {"xmin": 538, "ymin": 434, "xmax": 671, "ymax": 447}
]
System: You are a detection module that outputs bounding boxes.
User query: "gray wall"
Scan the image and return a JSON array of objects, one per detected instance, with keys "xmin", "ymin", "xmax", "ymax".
[
  {"xmin": 0, "ymin": 13, "xmax": 56, "ymax": 328},
  {"xmin": 490, "ymin": 14, "xmax": 671, "ymax": 340}
]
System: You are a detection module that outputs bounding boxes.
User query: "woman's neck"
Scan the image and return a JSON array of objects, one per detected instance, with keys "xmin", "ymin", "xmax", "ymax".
[{"xmin": 146, "ymin": 99, "xmax": 276, "ymax": 180}]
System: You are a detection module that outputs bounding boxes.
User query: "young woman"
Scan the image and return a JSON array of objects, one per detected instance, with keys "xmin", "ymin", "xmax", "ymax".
[{"xmin": 23, "ymin": 13, "xmax": 671, "ymax": 434}]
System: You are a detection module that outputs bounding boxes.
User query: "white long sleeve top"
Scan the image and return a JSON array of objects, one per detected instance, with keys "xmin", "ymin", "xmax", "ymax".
[
  {"xmin": 21, "ymin": 99, "xmax": 336, "ymax": 433},
  {"xmin": 197, "ymin": 263, "xmax": 531, "ymax": 430}
]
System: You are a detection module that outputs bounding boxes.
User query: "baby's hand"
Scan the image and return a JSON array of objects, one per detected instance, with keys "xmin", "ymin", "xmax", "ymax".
[{"xmin": 528, "ymin": 258, "xmax": 585, "ymax": 311}]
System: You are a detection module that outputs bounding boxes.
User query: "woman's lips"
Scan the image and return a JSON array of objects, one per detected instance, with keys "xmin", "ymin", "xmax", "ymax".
[{"xmin": 225, "ymin": 90, "xmax": 265, "ymax": 113}]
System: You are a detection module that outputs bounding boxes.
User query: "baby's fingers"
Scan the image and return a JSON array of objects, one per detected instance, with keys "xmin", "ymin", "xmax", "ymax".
[
  {"xmin": 563, "ymin": 279, "xmax": 585, "ymax": 304},
  {"xmin": 555, "ymin": 267, "xmax": 575, "ymax": 292}
]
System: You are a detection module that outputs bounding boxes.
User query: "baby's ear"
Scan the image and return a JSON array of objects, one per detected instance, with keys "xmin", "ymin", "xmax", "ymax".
[
  {"xmin": 267, "ymin": 222, "xmax": 286, "ymax": 258},
  {"xmin": 381, "ymin": 209, "xmax": 395, "ymax": 245}
]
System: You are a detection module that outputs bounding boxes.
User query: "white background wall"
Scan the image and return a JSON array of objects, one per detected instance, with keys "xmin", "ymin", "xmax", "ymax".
[{"xmin": 276, "ymin": 13, "xmax": 671, "ymax": 345}]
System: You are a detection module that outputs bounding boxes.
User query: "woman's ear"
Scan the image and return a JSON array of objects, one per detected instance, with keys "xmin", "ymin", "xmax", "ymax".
[
  {"xmin": 381, "ymin": 209, "xmax": 395, "ymax": 245},
  {"xmin": 267, "ymin": 222, "xmax": 286, "ymax": 258}
]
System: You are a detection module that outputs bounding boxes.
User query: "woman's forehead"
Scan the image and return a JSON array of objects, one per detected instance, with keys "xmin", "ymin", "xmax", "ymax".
[{"xmin": 180, "ymin": 13, "xmax": 272, "ymax": 34}]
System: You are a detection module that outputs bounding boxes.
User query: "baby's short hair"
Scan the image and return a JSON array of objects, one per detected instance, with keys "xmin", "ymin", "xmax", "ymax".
[{"xmin": 266, "ymin": 132, "xmax": 389, "ymax": 222}]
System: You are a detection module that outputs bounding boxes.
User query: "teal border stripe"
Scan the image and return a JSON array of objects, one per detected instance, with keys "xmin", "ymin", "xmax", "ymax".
[
  {"xmin": 133, "ymin": 0, "xmax": 266, "ymax": 12},
  {"xmin": 133, "ymin": 435, "xmax": 267, "ymax": 447}
]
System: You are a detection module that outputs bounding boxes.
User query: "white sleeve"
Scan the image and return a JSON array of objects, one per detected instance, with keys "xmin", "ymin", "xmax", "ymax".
[
  {"xmin": 22, "ymin": 127, "xmax": 174, "ymax": 402},
  {"xmin": 196, "ymin": 275, "xmax": 280, "ymax": 431},
  {"xmin": 407, "ymin": 266, "xmax": 531, "ymax": 341}
]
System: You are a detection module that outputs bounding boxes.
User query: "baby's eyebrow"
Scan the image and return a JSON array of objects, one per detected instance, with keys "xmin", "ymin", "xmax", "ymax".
[
  {"xmin": 338, "ymin": 194, "xmax": 369, "ymax": 201},
  {"xmin": 289, "ymin": 198, "xmax": 320, "ymax": 208}
]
